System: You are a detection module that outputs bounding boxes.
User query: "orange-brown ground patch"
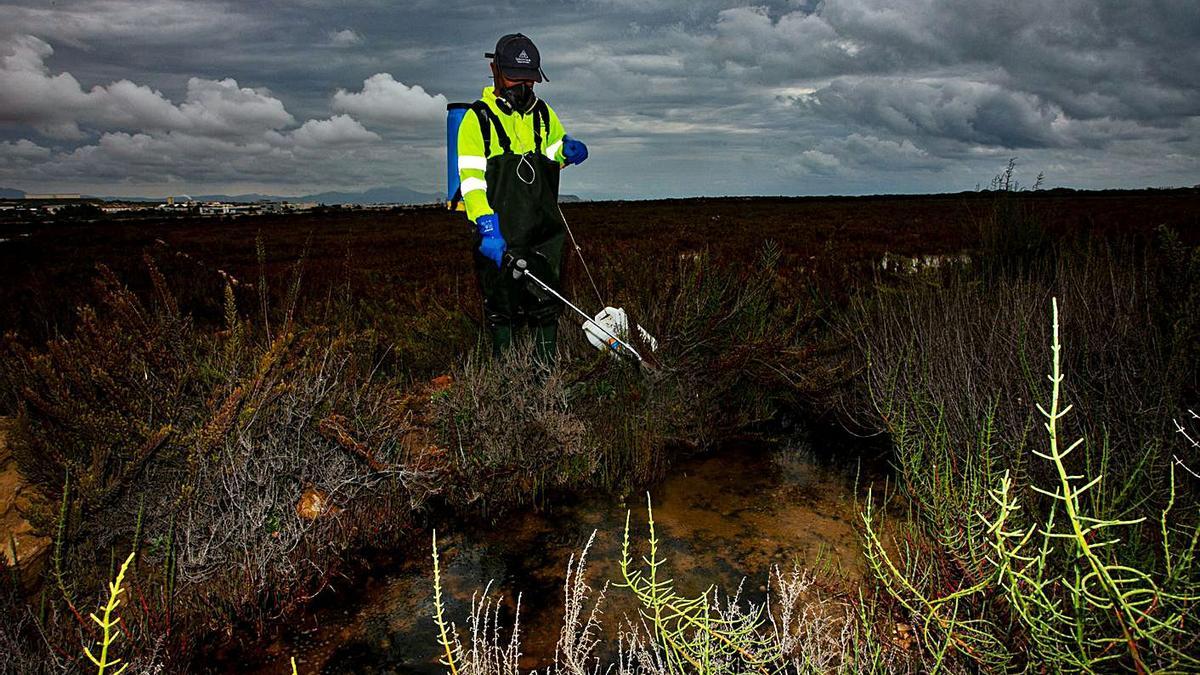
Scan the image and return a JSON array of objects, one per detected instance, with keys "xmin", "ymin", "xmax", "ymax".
[{"xmin": 0, "ymin": 418, "xmax": 48, "ymax": 567}]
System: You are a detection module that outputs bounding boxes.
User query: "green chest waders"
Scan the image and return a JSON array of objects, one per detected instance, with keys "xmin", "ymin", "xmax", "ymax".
[{"xmin": 471, "ymin": 99, "xmax": 566, "ymax": 359}]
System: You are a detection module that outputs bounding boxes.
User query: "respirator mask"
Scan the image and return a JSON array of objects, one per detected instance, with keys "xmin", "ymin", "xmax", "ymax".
[{"xmin": 498, "ymin": 81, "xmax": 537, "ymax": 113}]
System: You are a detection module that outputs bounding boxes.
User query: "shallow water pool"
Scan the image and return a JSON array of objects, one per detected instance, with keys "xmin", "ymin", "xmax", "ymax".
[{"xmin": 237, "ymin": 440, "xmax": 882, "ymax": 673}]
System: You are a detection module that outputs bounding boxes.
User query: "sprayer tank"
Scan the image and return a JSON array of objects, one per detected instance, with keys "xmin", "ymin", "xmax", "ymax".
[{"xmin": 445, "ymin": 103, "xmax": 471, "ymax": 210}]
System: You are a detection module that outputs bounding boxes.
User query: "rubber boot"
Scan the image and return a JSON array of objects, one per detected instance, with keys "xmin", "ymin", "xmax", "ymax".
[
  {"xmin": 490, "ymin": 324, "xmax": 513, "ymax": 357},
  {"xmin": 533, "ymin": 322, "xmax": 557, "ymax": 365}
]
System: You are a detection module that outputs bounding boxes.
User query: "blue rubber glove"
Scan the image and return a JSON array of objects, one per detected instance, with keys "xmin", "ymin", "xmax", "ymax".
[
  {"xmin": 475, "ymin": 213, "xmax": 506, "ymax": 268},
  {"xmin": 562, "ymin": 135, "xmax": 588, "ymax": 165}
]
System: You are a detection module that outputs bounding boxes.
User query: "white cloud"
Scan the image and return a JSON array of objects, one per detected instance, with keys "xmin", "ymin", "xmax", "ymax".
[
  {"xmin": 20, "ymin": 126, "xmax": 424, "ymax": 194},
  {"xmin": 795, "ymin": 133, "xmax": 941, "ymax": 175},
  {"xmin": 291, "ymin": 114, "xmax": 380, "ymax": 147},
  {"xmin": 0, "ymin": 33, "xmax": 392, "ymax": 191},
  {"xmin": 331, "ymin": 73, "xmax": 446, "ymax": 127},
  {"xmin": 0, "ymin": 35, "xmax": 295, "ymax": 140},
  {"xmin": 328, "ymin": 29, "xmax": 363, "ymax": 47},
  {"xmin": 88, "ymin": 78, "xmax": 189, "ymax": 132},
  {"xmin": 0, "ymin": 35, "xmax": 93, "ymax": 137},
  {"xmin": 34, "ymin": 130, "xmax": 285, "ymax": 184},
  {"xmin": 177, "ymin": 77, "xmax": 295, "ymax": 137},
  {"xmin": 708, "ymin": 5, "xmax": 852, "ymax": 75},
  {"xmin": 23, "ymin": 119, "xmax": 385, "ymax": 186}
]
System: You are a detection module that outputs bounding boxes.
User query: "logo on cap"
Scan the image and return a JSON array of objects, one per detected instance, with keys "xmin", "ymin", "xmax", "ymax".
[{"xmin": 516, "ymin": 50, "xmax": 531, "ymax": 64}]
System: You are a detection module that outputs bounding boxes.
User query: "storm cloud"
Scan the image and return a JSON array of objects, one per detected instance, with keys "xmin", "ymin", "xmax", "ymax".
[{"xmin": 0, "ymin": 0, "xmax": 1195, "ymax": 197}]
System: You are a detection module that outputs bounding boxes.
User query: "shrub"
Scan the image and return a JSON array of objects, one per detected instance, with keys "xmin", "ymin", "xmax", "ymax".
[
  {"xmin": 432, "ymin": 340, "xmax": 599, "ymax": 513},
  {"xmin": 0, "ymin": 555, "xmax": 59, "ymax": 673},
  {"xmin": 1, "ymin": 257, "xmax": 437, "ymax": 661},
  {"xmin": 3, "ymin": 259, "xmax": 208, "ymax": 537}
]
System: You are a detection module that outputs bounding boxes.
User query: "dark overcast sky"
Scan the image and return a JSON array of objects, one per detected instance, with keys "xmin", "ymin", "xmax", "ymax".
[{"xmin": 1, "ymin": 0, "xmax": 1197, "ymax": 199}]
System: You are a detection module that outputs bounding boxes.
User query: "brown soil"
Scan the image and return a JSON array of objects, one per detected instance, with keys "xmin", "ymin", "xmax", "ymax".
[{"xmin": 0, "ymin": 418, "xmax": 48, "ymax": 567}]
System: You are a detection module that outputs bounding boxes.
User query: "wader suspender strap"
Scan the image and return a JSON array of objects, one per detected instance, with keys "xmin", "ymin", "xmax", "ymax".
[
  {"xmin": 473, "ymin": 99, "xmax": 549, "ymax": 157},
  {"xmin": 472, "ymin": 101, "xmax": 511, "ymax": 156},
  {"xmin": 533, "ymin": 99, "xmax": 549, "ymax": 155}
]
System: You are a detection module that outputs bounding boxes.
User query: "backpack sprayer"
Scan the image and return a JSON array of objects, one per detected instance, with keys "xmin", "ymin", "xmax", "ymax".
[{"xmin": 446, "ymin": 103, "xmax": 658, "ymax": 366}]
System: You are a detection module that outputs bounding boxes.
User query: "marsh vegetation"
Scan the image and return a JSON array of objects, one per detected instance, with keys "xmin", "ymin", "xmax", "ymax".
[{"xmin": 0, "ymin": 187, "xmax": 1197, "ymax": 672}]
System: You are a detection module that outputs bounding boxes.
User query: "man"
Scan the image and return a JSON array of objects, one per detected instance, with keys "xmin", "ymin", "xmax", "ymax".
[{"xmin": 457, "ymin": 33, "xmax": 588, "ymax": 361}]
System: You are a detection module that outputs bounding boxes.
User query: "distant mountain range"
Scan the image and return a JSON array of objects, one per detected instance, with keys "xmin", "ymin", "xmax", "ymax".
[
  {"xmin": 295, "ymin": 186, "xmax": 443, "ymax": 204},
  {"xmin": 1, "ymin": 185, "xmax": 583, "ymax": 204},
  {"xmin": 120, "ymin": 185, "xmax": 445, "ymax": 205}
]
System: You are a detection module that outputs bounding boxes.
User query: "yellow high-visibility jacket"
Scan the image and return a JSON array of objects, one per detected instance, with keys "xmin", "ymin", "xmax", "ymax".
[{"xmin": 457, "ymin": 86, "xmax": 568, "ymax": 222}]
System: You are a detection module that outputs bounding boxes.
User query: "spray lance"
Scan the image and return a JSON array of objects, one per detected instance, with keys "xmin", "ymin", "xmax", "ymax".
[{"xmin": 503, "ymin": 250, "xmax": 658, "ymax": 367}]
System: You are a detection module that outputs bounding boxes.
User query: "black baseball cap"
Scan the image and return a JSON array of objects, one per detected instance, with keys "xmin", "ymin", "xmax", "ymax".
[{"xmin": 485, "ymin": 33, "xmax": 548, "ymax": 82}]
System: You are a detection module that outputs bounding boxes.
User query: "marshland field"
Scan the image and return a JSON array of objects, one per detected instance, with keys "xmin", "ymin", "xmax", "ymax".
[{"xmin": 2, "ymin": 187, "xmax": 1199, "ymax": 673}]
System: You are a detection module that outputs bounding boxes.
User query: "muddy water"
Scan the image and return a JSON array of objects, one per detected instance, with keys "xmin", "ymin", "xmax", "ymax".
[{"xmin": 244, "ymin": 441, "xmax": 881, "ymax": 674}]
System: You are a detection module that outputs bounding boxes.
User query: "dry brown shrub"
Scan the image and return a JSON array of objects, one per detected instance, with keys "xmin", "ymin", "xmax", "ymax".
[
  {"xmin": 433, "ymin": 339, "xmax": 599, "ymax": 511},
  {"xmin": 0, "ymin": 258, "xmax": 438, "ymax": 662}
]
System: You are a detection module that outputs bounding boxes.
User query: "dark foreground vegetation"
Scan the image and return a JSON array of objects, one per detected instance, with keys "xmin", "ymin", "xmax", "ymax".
[{"xmin": 1, "ymin": 185, "xmax": 1198, "ymax": 672}]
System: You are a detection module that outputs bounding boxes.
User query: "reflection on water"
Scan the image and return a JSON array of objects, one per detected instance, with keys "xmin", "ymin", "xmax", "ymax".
[{"xmin": 241, "ymin": 441, "xmax": 880, "ymax": 674}]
